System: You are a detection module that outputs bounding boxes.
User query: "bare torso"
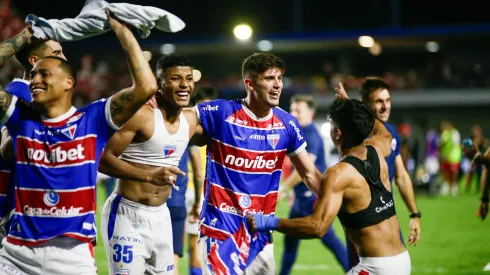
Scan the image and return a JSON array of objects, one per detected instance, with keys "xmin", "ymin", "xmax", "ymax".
[{"xmin": 340, "ymin": 146, "xmax": 406, "ymax": 257}]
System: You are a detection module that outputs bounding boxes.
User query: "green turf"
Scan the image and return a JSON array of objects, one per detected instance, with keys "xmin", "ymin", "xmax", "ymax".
[{"xmin": 94, "ymin": 183, "xmax": 490, "ymax": 275}]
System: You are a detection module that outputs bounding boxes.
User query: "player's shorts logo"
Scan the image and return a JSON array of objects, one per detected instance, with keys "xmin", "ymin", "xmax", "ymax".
[
  {"xmin": 239, "ymin": 194, "xmax": 252, "ymax": 208},
  {"xmin": 267, "ymin": 134, "xmax": 280, "ymax": 149},
  {"xmin": 163, "ymin": 144, "xmax": 177, "ymax": 158},
  {"xmin": 43, "ymin": 191, "xmax": 60, "ymax": 207}
]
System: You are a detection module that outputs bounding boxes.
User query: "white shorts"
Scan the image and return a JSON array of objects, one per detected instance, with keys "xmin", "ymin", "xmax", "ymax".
[
  {"xmin": 185, "ymin": 189, "xmax": 203, "ymax": 235},
  {"xmin": 199, "ymin": 236, "xmax": 275, "ymax": 275},
  {"xmin": 347, "ymin": 250, "xmax": 411, "ymax": 275},
  {"xmin": 101, "ymin": 193, "xmax": 174, "ymax": 275},
  {"xmin": 0, "ymin": 236, "xmax": 97, "ymax": 275}
]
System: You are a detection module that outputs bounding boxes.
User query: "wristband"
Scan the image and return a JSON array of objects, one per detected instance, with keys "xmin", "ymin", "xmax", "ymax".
[{"xmin": 409, "ymin": 212, "xmax": 421, "ymax": 219}]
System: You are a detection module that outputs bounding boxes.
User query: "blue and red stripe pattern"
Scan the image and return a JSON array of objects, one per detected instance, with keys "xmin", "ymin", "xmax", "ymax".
[
  {"xmin": 1, "ymin": 82, "xmax": 119, "ymax": 246},
  {"xmin": 196, "ymin": 99, "xmax": 306, "ymax": 273}
]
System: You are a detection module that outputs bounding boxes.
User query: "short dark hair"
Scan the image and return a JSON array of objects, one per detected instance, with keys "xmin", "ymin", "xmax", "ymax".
[
  {"xmin": 242, "ymin": 53, "xmax": 285, "ymax": 79},
  {"xmin": 15, "ymin": 40, "xmax": 48, "ymax": 70},
  {"xmin": 291, "ymin": 94, "xmax": 315, "ymax": 110},
  {"xmin": 193, "ymin": 86, "xmax": 218, "ymax": 103},
  {"xmin": 38, "ymin": 56, "xmax": 77, "ymax": 88},
  {"xmin": 156, "ymin": 54, "xmax": 193, "ymax": 78},
  {"xmin": 359, "ymin": 77, "xmax": 391, "ymax": 103},
  {"xmin": 328, "ymin": 99, "xmax": 375, "ymax": 148}
]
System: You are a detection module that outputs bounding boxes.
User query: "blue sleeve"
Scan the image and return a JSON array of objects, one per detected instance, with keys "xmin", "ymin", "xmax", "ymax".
[
  {"xmin": 393, "ymin": 130, "xmax": 401, "ymax": 157},
  {"xmin": 5, "ymin": 78, "xmax": 32, "ymax": 102},
  {"xmin": 305, "ymin": 131, "xmax": 322, "ymax": 159},
  {"xmin": 285, "ymin": 116, "xmax": 307, "ymax": 156},
  {"xmin": 195, "ymin": 99, "xmax": 224, "ymax": 137}
]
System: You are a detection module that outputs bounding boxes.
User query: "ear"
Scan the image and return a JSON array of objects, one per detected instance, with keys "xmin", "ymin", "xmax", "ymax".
[
  {"xmin": 28, "ymin": 55, "xmax": 40, "ymax": 66},
  {"xmin": 63, "ymin": 77, "xmax": 75, "ymax": 90},
  {"xmin": 336, "ymin": 128, "xmax": 342, "ymax": 141},
  {"xmin": 244, "ymin": 78, "xmax": 253, "ymax": 92}
]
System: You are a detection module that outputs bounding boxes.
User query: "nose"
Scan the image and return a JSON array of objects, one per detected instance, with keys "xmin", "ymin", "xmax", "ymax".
[
  {"xmin": 30, "ymin": 73, "xmax": 42, "ymax": 87},
  {"xmin": 179, "ymin": 79, "xmax": 189, "ymax": 88}
]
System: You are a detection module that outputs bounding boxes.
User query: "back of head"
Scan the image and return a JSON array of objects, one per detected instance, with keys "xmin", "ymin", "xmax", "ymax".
[
  {"xmin": 193, "ymin": 86, "xmax": 218, "ymax": 104},
  {"xmin": 241, "ymin": 53, "xmax": 285, "ymax": 79},
  {"xmin": 15, "ymin": 40, "xmax": 47, "ymax": 71},
  {"xmin": 359, "ymin": 77, "xmax": 391, "ymax": 104},
  {"xmin": 156, "ymin": 54, "xmax": 193, "ymax": 79},
  {"xmin": 328, "ymin": 99, "xmax": 375, "ymax": 148}
]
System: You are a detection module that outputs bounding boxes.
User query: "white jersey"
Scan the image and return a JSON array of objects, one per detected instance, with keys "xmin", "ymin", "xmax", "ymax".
[{"xmin": 120, "ymin": 109, "xmax": 189, "ymax": 167}]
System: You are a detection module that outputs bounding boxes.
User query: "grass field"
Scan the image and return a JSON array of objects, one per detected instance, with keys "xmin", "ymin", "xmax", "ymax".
[{"xmin": 93, "ymin": 183, "xmax": 490, "ymax": 275}]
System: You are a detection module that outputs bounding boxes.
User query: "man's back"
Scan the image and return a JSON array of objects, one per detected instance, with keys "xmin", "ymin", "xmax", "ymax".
[{"xmin": 337, "ymin": 145, "xmax": 404, "ymax": 257}]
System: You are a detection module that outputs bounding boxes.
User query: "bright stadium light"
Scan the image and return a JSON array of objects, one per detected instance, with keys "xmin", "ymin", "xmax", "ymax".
[
  {"xmin": 160, "ymin": 44, "xmax": 176, "ymax": 55},
  {"xmin": 233, "ymin": 24, "xmax": 253, "ymax": 40},
  {"xmin": 193, "ymin": 69, "xmax": 202, "ymax": 82},
  {"xmin": 358, "ymin": 36, "xmax": 375, "ymax": 48},
  {"xmin": 425, "ymin": 41, "xmax": 439, "ymax": 53},
  {"xmin": 257, "ymin": 40, "xmax": 273, "ymax": 51}
]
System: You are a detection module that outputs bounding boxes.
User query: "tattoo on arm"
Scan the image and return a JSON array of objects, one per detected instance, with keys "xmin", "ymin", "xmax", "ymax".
[
  {"xmin": 0, "ymin": 30, "xmax": 31, "ymax": 67},
  {"xmin": 110, "ymin": 91, "xmax": 135, "ymax": 118}
]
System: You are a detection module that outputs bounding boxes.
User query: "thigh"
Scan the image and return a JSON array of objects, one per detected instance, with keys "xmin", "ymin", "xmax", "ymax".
[
  {"xmin": 148, "ymin": 205, "xmax": 175, "ymax": 274},
  {"xmin": 244, "ymin": 244, "xmax": 275, "ymax": 275},
  {"xmin": 0, "ymin": 241, "xmax": 39, "ymax": 275},
  {"xmin": 42, "ymin": 240, "xmax": 97, "ymax": 275}
]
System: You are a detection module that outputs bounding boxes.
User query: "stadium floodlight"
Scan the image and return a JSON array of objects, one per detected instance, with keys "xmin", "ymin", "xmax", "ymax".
[
  {"xmin": 233, "ymin": 24, "xmax": 253, "ymax": 40},
  {"xmin": 142, "ymin": 51, "xmax": 152, "ymax": 61},
  {"xmin": 358, "ymin": 36, "xmax": 375, "ymax": 48},
  {"xmin": 257, "ymin": 40, "xmax": 273, "ymax": 51},
  {"xmin": 320, "ymin": 122, "xmax": 331, "ymax": 139},
  {"xmin": 425, "ymin": 41, "xmax": 439, "ymax": 53},
  {"xmin": 160, "ymin": 44, "xmax": 176, "ymax": 55}
]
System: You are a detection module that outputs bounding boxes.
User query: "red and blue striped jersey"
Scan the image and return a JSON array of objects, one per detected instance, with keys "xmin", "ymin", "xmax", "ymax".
[
  {"xmin": 196, "ymin": 99, "xmax": 306, "ymax": 243},
  {"xmin": 1, "ymin": 84, "xmax": 119, "ymax": 246}
]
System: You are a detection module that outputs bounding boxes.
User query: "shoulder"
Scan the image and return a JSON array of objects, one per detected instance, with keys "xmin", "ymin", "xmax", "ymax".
[
  {"xmin": 323, "ymin": 162, "xmax": 354, "ymax": 190},
  {"xmin": 121, "ymin": 105, "xmax": 153, "ymax": 130}
]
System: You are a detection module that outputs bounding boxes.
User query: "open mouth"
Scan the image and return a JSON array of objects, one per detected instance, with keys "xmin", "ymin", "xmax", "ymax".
[
  {"xmin": 31, "ymin": 87, "xmax": 46, "ymax": 95},
  {"xmin": 176, "ymin": 91, "xmax": 190, "ymax": 99},
  {"xmin": 268, "ymin": 91, "xmax": 280, "ymax": 100}
]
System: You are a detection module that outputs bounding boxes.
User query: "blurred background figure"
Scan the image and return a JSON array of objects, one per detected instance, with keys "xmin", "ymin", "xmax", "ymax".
[{"xmin": 439, "ymin": 120, "xmax": 462, "ymax": 196}]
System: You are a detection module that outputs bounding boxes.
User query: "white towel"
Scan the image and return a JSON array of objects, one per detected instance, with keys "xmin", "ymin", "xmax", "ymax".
[{"xmin": 26, "ymin": 0, "xmax": 185, "ymax": 42}]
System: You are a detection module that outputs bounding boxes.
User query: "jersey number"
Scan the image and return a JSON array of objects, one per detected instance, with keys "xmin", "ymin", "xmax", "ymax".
[{"xmin": 113, "ymin": 244, "xmax": 133, "ymax": 263}]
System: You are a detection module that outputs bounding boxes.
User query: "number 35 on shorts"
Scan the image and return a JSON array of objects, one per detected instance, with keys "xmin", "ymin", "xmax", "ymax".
[{"xmin": 113, "ymin": 244, "xmax": 134, "ymax": 263}]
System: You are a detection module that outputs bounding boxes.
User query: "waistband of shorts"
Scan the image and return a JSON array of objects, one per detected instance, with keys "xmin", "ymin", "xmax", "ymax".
[
  {"xmin": 110, "ymin": 192, "xmax": 168, "ymax": 212},
  {"xmin": 359, "ymin": 250, "xmax": 409, "ymax": 266}
]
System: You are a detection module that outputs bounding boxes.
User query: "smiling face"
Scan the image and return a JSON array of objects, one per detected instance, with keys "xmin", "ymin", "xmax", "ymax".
[
  {"xmin": 158, "ymin": 66, "xmax": 195, "ymax": 107},
  {"xmin": 29, "ymin": 58, "xmax": 74, "ymax": 105},
  {"xmin": 368, "ymin": 88, "xmax": 391, "ymax": 122},
  {"xmin": 245, "ymin": 67, "xmax": 283, "ymax": 108}
]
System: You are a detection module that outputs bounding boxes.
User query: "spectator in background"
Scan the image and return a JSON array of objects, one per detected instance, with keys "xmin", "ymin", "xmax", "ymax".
[
  {"xmin": 439, "ymin": 120, "xmax": 462, "ymax": 196},
  {"xmin": 465, "ymin": 124, "xmax": 490, "ymax": 193}
]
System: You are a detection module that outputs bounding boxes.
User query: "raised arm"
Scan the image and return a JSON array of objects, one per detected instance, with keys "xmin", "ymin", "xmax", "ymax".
[
  {"xmin": 0, "ymin": 27, "xmax": 36, "ymax": 68},
  {"xmin": 187, "ymin": 145, "xmax": 204, "ymax": 222},
  {"xmin": 106, "ymin": 12, "xmax": 158, "ymax": 127},
  {"xmin": 248, "ymin": 165, "xmax": 347, "ymax": 239}
]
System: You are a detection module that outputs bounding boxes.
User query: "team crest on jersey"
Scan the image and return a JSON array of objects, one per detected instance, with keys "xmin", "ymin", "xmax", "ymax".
[
  {"xmin": 267, "ymin": 134, "xmax": 280, "ymax": 149},
  {"xmin": 114, "ymin": 268, "xmax": 130, "ymax": 275},
  {"xmin": 391, "ymin": 138, "xmax": 397, "ymax": 151},
  {"xmin": 163, "ymin": 144, "xmax": 177, "ymax": 158},
  {"xmin": 61, "ymin": 125, "xmax": 77, "ymax": 139}
]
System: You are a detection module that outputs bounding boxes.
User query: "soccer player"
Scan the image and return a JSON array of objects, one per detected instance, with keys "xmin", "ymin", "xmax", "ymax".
[
  {"xmin": 194, "ymin": 53, "xmax": 322, "ymax": 275},
  {"xmin": 248, "ymin": 93, "xmax": 411, "ymax": 275},
  {"xmin": 342, "ymin": 78, "xmax": 421, "ymax": 268},
  {"xmin": 0, "ymin": 26, "xmax": 65, "ymax": 247},
  {"xmin": 98, "ymin": 54, "xmax": 199, "ymax": 274},
  {"xmin": 0, "ymin": 13, "xmax": 158, "ymax": 274},
  {"xmin": 185, "ymin": 86, "xmax": 217, "ymax": 275},
  {"xmin": 279, "ymin": 94, "xmax": 348, "ymax": 273}
]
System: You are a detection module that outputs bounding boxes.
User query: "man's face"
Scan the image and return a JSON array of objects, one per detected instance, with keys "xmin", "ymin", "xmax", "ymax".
[
  {"xmin": 159, "ymin": 66, "xmax": 195, "ymax": 107},
  {"xmin": 248, "ymin": 67, "xmax": 283, "ymax": 108},
  {"xmin": 29, "ymin": 58, "xmax": 72, "ymax": 104},
  {"xmin": 290, "ymin": 101, "xmax": 313, "ymax": 127},
  {"xmin": 368, "ymin": 89, "xmax": 391, "ymax": 122}
]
